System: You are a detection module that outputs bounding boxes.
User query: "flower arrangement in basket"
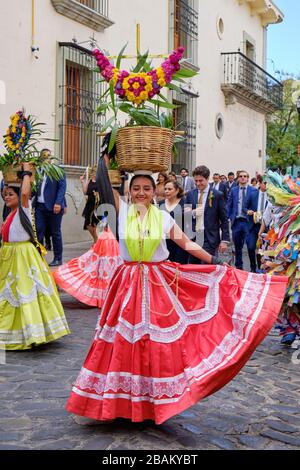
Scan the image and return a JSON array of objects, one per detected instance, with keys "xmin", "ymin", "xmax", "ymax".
[
  {"xmin": 93, "ymin": 45, "xmax": 198, "ymax": 173},
  {"xmin": 0, "ymin": 110, "xmax": 64, "ymax": 187}
]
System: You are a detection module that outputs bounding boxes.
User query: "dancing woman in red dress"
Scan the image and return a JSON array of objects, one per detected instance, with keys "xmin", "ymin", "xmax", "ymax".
[{"xmin": 66, "ymin": 161, "xmax": 287, "ymax": 424}]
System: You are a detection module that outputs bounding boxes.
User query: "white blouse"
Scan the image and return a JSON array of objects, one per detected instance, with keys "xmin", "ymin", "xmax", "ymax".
[
  {"xmin": 118, "ymin": 200, "xmax": 175, "ymax": 262},
  {"xmin": 8, "ymin": 202, "xmax": 33, "ymax": 243}
]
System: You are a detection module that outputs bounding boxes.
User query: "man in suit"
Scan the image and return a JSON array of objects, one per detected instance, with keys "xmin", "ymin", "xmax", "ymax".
[
  {"xmin": 227, "ymin": 170, "xmax": 257, "ymax": 270},
  {"xmin": 185, "ymin": 165, "xmax": 230, "ymax": 263},
  {"xmin": 34, "ymin": 149, "xmax": 67, "ymax": 266},
  {"xmin": 180, "ymin": 167, "xmax": 196, "ymax": 195},
  {"xmin": 225, "ymin": 171, "xmax": 237, "ymax": 196},
  {"xmin": 210, "ymin": 173, "xmax": 227, "ymax": 200},
  {"xmin": 245, "ymin": 178, "xmax": 268, "ymax": 272}
]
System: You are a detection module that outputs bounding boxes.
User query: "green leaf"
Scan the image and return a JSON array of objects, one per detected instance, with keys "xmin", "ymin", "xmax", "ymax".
[
  {"xmin": 116, "ymin": 42, "xmax": 128, "ymax": 69},
  {"xmin": 132, "ymin": 50, "xmax": 149, "ymax": 73},
  {"xmin": 101, "ymin": 116, "xmax": 116, "ymax": 132},
  {"xmin": 175, "ymin": 67, "xmax": 197, "ymax": 78},
  {"xmin": 166, "ymin": 83, "xmax": 182, "ymax": 93},
  {"xmin": 119, "ymin": 102, "xmax": 135, "ymax": 113},
  {"xmin": 96, "ymin": 102, "xmax": 110, "ymax": 114},
  {"xmin": 108, "ymin": 123, "xmax": 119, "ymax": 153},
  {"xmin": 109, "ymin": 80, "xmax": 116, "ymax": 114},
  {"xmin": 98, "ymin": 87, "xmax": 110, "ymax": 101},
  {"xmin": 148, "ymin": 99, "xmax": 178, "ymax": 109}
]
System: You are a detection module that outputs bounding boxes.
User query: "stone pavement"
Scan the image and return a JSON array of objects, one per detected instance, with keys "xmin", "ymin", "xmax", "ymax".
[{"xmin": 0, "ymin": 241, "xmax": 299, "ymax": 450}]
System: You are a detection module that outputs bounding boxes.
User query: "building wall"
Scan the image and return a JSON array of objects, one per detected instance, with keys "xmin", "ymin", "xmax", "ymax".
[
  {"xmin": 194, "ymin": 0, "xmax": 267, "ymax": 176},
  {"xmin": 0, "ymin": 0, "xmax": 169, "ymax": 242},
  {"xmin": 0, "ymin": 0, "xmax": 282, "ymax": 239}
]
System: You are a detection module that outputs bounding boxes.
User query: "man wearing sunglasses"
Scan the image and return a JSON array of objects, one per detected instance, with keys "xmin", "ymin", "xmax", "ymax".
[{"xmin": 227, "ymin": 171, "xmax": 258, "ymax": 270}]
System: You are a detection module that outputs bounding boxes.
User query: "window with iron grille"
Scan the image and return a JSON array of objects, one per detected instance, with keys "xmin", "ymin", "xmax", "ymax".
[
  {"xmin": 172, "ymin": 93, "xmax": 197, "ymax": 173},
  {"xmin": 57, "ymin": 43, "xmax": 105, "ymax": 168},
  {"xmin": 173, "ymin": 0, "xmax": 198, "ymax": 66},
  {"xmin": 76, "ymin": 0, "xmax": 109, "ymax": 17}
]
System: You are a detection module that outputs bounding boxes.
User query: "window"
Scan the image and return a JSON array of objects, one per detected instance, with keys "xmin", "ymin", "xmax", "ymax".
[
  {"xmin": 51, "ymin": 0, "xmax": 113, "ymax": 31},
  {"xmin": 173, "ymin": 0, "xmax": 199, "ymax": 66},
  {"xmin": 172, "ymin": 93, "xmax": 197, "ymax": 172},
  {"xmin": 58, "ymin": 43, "xmax": 106, "ymax": 168}
]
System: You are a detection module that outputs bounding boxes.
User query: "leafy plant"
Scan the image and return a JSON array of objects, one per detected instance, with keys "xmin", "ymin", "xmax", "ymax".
[
  {"xmin": 0, "ymin": 112, "xmax": 64, "ymax": 184},
  {"xmin": 93, "ymin": 45, "xmax": 198, "ymax": 153}
]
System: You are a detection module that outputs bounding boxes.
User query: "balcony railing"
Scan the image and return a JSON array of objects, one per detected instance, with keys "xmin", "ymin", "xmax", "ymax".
[
  {"xmin": 221, "ymin": 52, "xmax": 283, "ymax": 113},
  {"xmin": 76, "ymin": 0, "xmax": 109, "ymax": 17},
  {"xmin": 51, "ymin": 0, "xmax": 113, "ymax": 31}
]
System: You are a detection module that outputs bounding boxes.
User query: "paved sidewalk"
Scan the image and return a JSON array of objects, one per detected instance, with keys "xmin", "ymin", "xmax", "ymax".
[{"xmin": 0, "ymin": 241, "xmax": 299, "ymax": 450}]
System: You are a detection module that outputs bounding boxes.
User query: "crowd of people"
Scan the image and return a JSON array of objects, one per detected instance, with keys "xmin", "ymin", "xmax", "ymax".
[{"xmin": 0, "ymin": 146, "xmax": 297, "ymax": 424}]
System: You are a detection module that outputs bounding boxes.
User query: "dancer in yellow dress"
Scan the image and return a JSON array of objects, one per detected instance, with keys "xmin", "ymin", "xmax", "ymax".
[{"xmin": 0, "ymin": 163, "xmax": 70, "ymax": 350}]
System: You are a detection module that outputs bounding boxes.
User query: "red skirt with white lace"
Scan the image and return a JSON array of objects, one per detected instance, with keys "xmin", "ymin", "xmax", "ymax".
[
  {"xmin": 66, "ymin": 261, "xmax": 287, "ymax": 424},
  {"xmin": 53, "ymin": 228, "xmax": 123, "ymax": 308}
]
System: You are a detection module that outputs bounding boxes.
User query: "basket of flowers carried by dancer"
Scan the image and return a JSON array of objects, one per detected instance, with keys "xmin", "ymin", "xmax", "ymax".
[
  {"xmin": 0, "ymin": 109, "xmax": 64, "ymax": 187},
  {"xmin": 93, "ymin": 45, "xmax": 195, "ymax": 173}
]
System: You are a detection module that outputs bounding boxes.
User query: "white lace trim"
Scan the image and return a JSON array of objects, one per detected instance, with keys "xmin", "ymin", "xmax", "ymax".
[
  {"xmin": 98, "ymin": 264, "xmax": 226, "ymax": 344},
  {"xmin": 0, "ymin": 266, "xmax": 54, "ymax": 307},
  {"xmin": 0, "ymin": 316, "xmax": 69, "ymax": 344},
  {"xmin": 74, "ymin": 274, "xmax": 270, "ymax": 403},
  {"xmin": 77, "ymin": 253, "xmax": 123, "ymax": 280}
]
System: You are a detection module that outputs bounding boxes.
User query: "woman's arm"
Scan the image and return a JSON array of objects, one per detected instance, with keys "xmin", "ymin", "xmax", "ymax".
[
  {"xmin": 169, "ymin": 223, "xmax": 213, "ymax": 264},
  {"xmin": 21, "ymin": 163, "xmax": 32, "ymax": 208}
]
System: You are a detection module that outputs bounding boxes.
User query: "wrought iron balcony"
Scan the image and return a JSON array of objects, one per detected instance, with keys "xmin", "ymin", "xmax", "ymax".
[
  {"xmin": 221, "ymin": 52, "xmax": 283, "ymax": 114},
  {"xmin": 51, "ymin": 0, "xmax": 114, "ymax": 31}
]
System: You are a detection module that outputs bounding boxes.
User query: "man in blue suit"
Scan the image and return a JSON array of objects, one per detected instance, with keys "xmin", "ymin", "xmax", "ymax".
[
  {"xmin": 227, "ymin": 171, "xmax": 258, "ymax": 270},
  {"xmin": 34, "ymin": 149, "xmax": 67, "ymax": 266},
  {"xmin": 245, "ymin": 178, "xmax": 268, "ymax": 272},
  {"xmin": 209, "ymin": 173, "xmax": 228, "ymax": 200},
  {"xmin": 185, "ymin": 165, "xmax": 230, "ymax": 263}
]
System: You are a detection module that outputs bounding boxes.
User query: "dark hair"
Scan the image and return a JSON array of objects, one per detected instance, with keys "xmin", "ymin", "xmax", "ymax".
[
  {"xmin": 6, "ymin": 185, "xmax": 37, "ymax": 250},
  {"xmin": 165, "ymin": 180, "xmax": 184, "ymax": 199},
  {"xmin": 157, "ymin": 172, "xmax": 168, "ymax": 184},
  {"xmin": 168, "ymin": 171, "xmax": 177, "ymax": 179},
  {"xmin": 213, "ymin": 173, "xmax": 220, "ymax": 177},
  {"xmin": 180, "ymin": 167, "xmax": 189, "ymax": 173},
  {"xmin": 228, "ymin": 172, "xmax": 234, "ymax": 177},
  {"xmin": 251, "ymin": 177, "xmax": 257, "ymax": 184},
  {"xmin": 192, "ymin": 165, "xmax": 210, "ymax": 179},
  {"xmin": 129, "ymin": 174, "xmax": 156, "ymax": 191},
  {"xmin": 101, "ymin": 132, "xmax": 117, "ymax": 160}
]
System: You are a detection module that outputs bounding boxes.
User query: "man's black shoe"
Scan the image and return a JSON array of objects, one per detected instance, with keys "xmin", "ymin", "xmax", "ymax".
[
  {"xmin": 49, "ymin": 259, "xmax": 62, "ymax": 267},
  {"xmin": 45, "ymin": 243, "xmax": 52, "ymax": 251}
]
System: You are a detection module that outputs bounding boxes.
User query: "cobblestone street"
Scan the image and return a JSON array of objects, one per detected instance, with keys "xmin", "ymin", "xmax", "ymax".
[{"xmin": 0, "ymin": 242, "xmax": 299, "ymax": 450}]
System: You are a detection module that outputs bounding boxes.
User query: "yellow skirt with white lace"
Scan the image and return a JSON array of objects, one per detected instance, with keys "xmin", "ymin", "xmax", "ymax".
[{"xmin": 0, "ymin": 241, "xmax": 70, "ymax": 350}]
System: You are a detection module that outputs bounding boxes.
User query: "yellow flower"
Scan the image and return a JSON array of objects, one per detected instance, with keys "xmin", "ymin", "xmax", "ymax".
[
  {"xmin": 126, "ymin": 92, "xmax": 135, "ymax": 102},
  {"xmin": 145, "ymin": 76, "xmax": 152, "ymax": 84},
  {"xmin": 132, "ymin": 82, "xmax": 140, "ymax": 90},
  {"xmin": 140, "ymin": 91, "xmax": 148, "ymax": 101},
  {"xmin": 158, "ymin": 78, "xmax": 166, "ymax": 87},
  {"xmin": 145, "ymin": 84, "xmax": 153, "ymax": 92}
]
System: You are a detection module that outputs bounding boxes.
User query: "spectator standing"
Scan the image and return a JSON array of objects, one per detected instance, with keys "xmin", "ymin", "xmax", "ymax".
[
  {"xmin": 210, "ymin": 173, "xmax": 227, "ymax": 199},
  {"xmin": 168, "ymin": 171, "xmax": 177, "ymax": 183},
  {"xmin": 227, "ymin": 171, "xmax": 257, "ymax": 270},
  {"xmin": 159, "ymin": 180, "xmax": 188, "ymax": 264},
  {"xmin": 155, "ymin": 172, "xmax": 168, "ymax": 203},
  {"xmin": 225, "ymin": 171, "xmax": 237, "ymax": 197},
  {"xmin": 180, "ymin": 167, "xmax": 196, "ymax": 194},
  {"xmin": 245, "ymin": 178, "xmax": 268, "ymax": 272},
  {"xmin": 186, "ymin": 165, "xmax": 230, "ymax": 263},
  {"xmin": 34, "ymin": 149, "xmax": 67, "ymax": 267}
]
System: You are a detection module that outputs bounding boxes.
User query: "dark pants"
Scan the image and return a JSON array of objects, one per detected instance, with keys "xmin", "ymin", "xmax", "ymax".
[
  {"xmin": 35, "ymin": 203, "xmax": 63, "ymax": 261},
  {"xmin": 246, "ymin": 223, "xmax": 260, "ymax": 272},
  {"xmin": 188, "ymin": 235, "xmax": 217, "ymax": 264},
  {"xmin": 232, "ymin": 218, "xmax": 248, "ymax": 269}
]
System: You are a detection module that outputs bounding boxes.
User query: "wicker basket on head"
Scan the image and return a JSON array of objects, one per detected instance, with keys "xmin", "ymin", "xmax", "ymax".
[
  {"xmin": 3, "ymin": 163, "xmax": 36, "ymax": 185},
  {"xmin": 116, "ymin": 126, "xmax": 175, "ymax": 173},
  {"xmin": 108, "ymin": 169, "xmax": 122, "ymax": 186}
]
